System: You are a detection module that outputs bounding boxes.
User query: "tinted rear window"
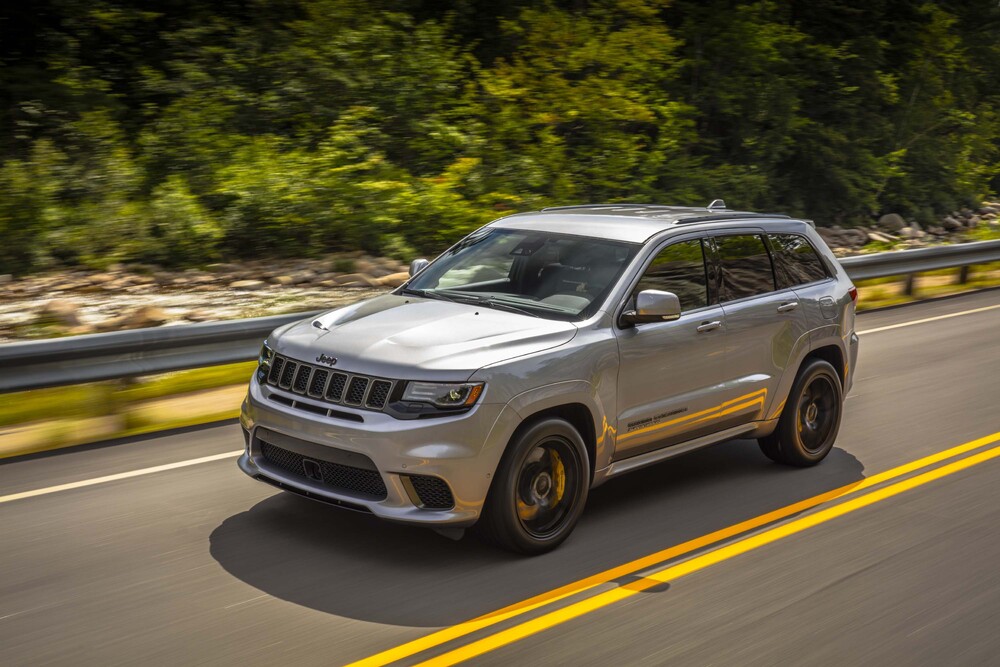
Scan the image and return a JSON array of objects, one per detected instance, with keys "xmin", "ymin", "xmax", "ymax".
[
  {"xmin": 768, "ymin": 234, "xmax": 828, "ymax": 287},
  {"xmin": 715, "ymin": 234, "xmax": 776, "ymax": 301}
]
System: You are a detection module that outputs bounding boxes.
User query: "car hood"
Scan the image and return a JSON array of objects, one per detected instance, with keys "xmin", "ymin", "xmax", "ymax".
[{"xmin": 271, "ymin": 294, "xmax": 578, "ymax": 381}]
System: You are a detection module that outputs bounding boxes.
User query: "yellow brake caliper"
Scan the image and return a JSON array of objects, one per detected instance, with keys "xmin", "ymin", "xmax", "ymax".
[{"xmin": 549, "ymin": 449, "xmax": 566, "ymax": 506}]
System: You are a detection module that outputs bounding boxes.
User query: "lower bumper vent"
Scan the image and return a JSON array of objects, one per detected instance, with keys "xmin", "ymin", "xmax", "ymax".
[
  {"xmin": 405, "ymin": 474, "xmax": 455, "ymax": 510},
  {"xmin": 260, "ymin": 441, "xmax": 387, "ymax": 500}
]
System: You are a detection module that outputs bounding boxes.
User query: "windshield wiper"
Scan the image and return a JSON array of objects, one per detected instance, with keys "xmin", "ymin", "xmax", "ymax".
[
  {"xmin": 399, "ymin": 287, "xmax": 458, "ymax": 303},
  {"xmin": 438, "ymin": 291, "xmax": 541, "ymax": 318}
]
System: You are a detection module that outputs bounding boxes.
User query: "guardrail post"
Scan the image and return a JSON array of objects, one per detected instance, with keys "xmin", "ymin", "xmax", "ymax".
[
  {"xmin": 957, "ymin": 265, "xmax": 971, "ymax": 285},
  {"xmin": 903, "ymin": 274, "xmax": 916, "ymax": 296}
]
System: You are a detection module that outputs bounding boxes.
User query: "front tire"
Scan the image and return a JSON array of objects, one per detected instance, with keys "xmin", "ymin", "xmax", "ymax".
[
  {"xmin": 759, "ymin": 358, "xmax": 843, "ymax": 467},
  {"xmin": 477, "ymin": 418, "xmax": 589, "ymax": 555}
]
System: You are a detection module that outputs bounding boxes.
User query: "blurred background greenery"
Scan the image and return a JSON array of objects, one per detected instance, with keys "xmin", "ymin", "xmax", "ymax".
[{"xmin": 1, "ymin": 0, "xmax": 998, "ymax": 277}]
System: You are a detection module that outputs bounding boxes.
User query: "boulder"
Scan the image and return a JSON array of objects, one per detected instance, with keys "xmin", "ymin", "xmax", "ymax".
[
  {"xmin": 378, "ymin": 272, "xmax": 410, "ymax": 288},
  {"xmin": 121, "ymin": 306, "xmax": 170, "ymax": 329},
  {"xmin": 333, "ymin": 273, "xmax": 381, "ymax": 287},
  {"xmin": 866, "ymin": 231, "xmax": 896, "ymax": 244},
  {"xmin": 815, "ymin": 227, "xmax": 840, "ymax": 244},
  {"xmin": 37, "ymin": 299, "xmax": 82, "ymax": 327},
  {"xmin": 269, "ymin": 275, "xmax": 294, "ymax": 286},
  {"xmin": 877, "ymin": 213, "xmax": 906, "ymax": 232},
  {"xmin": 842, "ymin": 228, "xmax": 869, "ymax": 248},
  {"xmin": 230, "ymin": 279, "xmax": 266, "ymax": 291},
  {"xmin": 899, "ymin": 226, "xmax": 926, "ymax": 240},
  {"xmin": 88, "ymin": 273, "xmax": 116, "ymax": 284},
  {"xmin": 0, "ymin": 274, "xmax": 11, "ymax": 285},
  {"xmin": 288, "ymin": 270, "xmax": 316, "ymax": 285},
  {"xmin": 942, "ymin": 216, "xmax": 962, "ymax": 231}
]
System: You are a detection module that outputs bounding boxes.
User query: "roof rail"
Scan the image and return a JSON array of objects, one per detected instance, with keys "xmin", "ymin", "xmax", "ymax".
[
  {"xmin": 540, "ymin": 203, "xmax": 676, "ymax": 212},
  {"xmin": 707, "ymin": 199, "xmax": 727, "ymax": 210},
  {"xmin": 675, "ymin": 213, "xmax": 791, "ymax": 225}
]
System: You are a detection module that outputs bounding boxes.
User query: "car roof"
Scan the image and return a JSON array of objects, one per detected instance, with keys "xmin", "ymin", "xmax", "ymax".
[{"xmin": 490, "ymin": 203, "xmax": 805, "ymax": 244}]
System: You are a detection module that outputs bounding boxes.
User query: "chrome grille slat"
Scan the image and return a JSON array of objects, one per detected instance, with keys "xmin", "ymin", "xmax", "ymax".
[{"xmin": 265, "ymin": 354, "xmax": 396, "ymax": 415}]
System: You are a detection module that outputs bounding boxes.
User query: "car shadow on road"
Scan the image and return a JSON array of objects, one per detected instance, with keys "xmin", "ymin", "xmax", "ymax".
[{"xmin": 209, "ymin": 439, "xmax": 863, "ymax": 627}]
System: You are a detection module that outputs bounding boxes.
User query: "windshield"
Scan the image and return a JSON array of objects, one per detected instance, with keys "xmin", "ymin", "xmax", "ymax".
[{"xmin": 403, "ymin": 228, "xmax": 640, "ymax": 321}]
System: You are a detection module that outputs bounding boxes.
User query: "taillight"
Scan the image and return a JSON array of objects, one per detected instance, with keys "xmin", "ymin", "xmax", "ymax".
[{"xmin": 848, "ymin": 286, "xmax": 859, "ymax": 303}]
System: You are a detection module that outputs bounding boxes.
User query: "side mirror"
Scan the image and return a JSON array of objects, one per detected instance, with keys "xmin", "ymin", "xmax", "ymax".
[
  {"xmin": 409, "ymin": 258, "xmax": 429, "ymax": 277},
  {"xmin": 621, "ymin": 290, "xmax": 682, "ymax": 326}
]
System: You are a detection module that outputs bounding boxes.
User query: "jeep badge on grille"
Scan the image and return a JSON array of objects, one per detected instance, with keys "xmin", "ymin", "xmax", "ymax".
[{"xmin": 315, "ymin": 354, "xmax": 338, "ymax": 366}]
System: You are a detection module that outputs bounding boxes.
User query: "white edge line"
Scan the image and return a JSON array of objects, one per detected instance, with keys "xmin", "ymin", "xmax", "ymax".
[
  {"xmin": 858, "ymin": 303, "xmax": 1000, "ymax": 335},
  {"xmin": 0, "ymin": 450, "xmax": 243, "ymax": 504}
]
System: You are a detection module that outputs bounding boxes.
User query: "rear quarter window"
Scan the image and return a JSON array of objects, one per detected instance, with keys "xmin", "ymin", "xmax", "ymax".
[{"xmin": 768, "ymin": 234, "xmax": 829, "ymax": 288}]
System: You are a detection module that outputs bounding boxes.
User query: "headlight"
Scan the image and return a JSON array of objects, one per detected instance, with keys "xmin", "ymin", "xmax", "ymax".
[
  {"xmin": 258, "ymin": 341, "xmax": 274, "ymax": 367},
  {"xmin": 256, "ymin": 341, "xmax": 274, "ymax": 382},
  {"xmin": 402, "ymin": 381, "xmax": 484, "ymax": 408}
]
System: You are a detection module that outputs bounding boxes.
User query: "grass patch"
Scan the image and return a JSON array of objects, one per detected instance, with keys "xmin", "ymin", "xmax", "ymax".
[
  {"xmin": 0, "ymin": 361, "xmax": 256, "ymax": 428},
  {"xmin": 856, "ymin": 266, "xmax": 1000, "ymax": 310}
]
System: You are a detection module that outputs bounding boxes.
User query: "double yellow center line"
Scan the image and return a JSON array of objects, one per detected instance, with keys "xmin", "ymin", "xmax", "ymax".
[{"xmin": 347, "ymin": 430, "xmax": 1000, "ymax": 667}]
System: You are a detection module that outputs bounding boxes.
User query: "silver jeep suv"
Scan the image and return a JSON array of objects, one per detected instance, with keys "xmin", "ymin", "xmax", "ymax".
[{"xmin": 239, "ymin": 202, "xmax": 859, "ymax": 553}]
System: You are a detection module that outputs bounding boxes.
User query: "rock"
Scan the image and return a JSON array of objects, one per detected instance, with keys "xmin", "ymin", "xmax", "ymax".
[
  {"xmin": 967, "ymin": 216, "xmax": 980, "ymax": 228},
  {"xmin": 37, "ymin": 299, "xmax": 82, "ymax": 327},
  {"xmin": 184, "ymin": 309, "xmax": 212, "ymax": 322},
  {"xmin": 926, "ymin": 226, "xmax": 946, "ymax": 236},
  {"xmin": 89, "ymin": 273, "xmax": 116, "ymax": 284},
  {"xmin": 289, "ymin": 270, "xmax": 315, "ymax": 285},
  {"xmin": 899, "ymin": 226, "xmax": 926, "ymax": 240},
  {"xmin": 353, "ymin": 259, "xmax": 376, "ymax": 274},
  {"xmin": 269, "ymin": 275, "xmax": 294, "ymax": 286},
  {"xmin": 333, "ymin": 273, "xmax": 381, "ymax": 287},
  {"xmin": 230, "ymin": 279, "xmax": 266, "ymax": 291},
  {"xmin": 877, "ymin": 213, "xmax": 906, "ymax": 232},
  {"xmin": 121, "ymin": 306, "xmax": 170, "ymax": 329},
  {"xmin": 378, "ymin": 271, "xmax": 409, "ymax": 288},
  {"xmin": 867, "ymin": 231, "xmax": 896, "ymax": 244},
  {"xmin": 942, "ymin": 216, "xmax": 962, "ymax": 231},
  {"xmin": 815, "ymin": 227, "xmax": 840, "ymax": 244},
  {"xmin": 843, "ymin": 228, "xmax": 869, "ymax": 248},
  {"xmin": 0, "ymin": 274, "xmax": 11, "ymax": 285}
]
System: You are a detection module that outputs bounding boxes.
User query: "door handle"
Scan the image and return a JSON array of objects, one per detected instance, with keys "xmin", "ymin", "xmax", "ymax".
[
  {"xmin": 696, "ymin": 320, "xmax": 722, "ymax": 333},
  {"xmin": 777, "ymin": 302, "xmax": 798, "ymax": 313}
]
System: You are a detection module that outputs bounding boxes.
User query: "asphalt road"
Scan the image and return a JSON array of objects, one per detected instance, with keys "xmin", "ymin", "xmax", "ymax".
[{"xmin": 2, "ymin": 289, "xmax": 1000, "ymax": 666}]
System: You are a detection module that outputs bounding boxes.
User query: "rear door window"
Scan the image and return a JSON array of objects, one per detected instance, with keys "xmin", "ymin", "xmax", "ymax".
[
  {"xmin": 767, "ymin": 234, "xmax": 829, "ymax": 288},
  {"xmin": 715, "ymin": 234, "xmax": 776, "ymax": 301}
]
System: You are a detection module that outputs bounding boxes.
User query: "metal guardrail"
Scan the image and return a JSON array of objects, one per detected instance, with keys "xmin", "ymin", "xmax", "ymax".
[
  {"xmin": 1, "ymin": 239, "xmax": 999, "ymax": 393},
  {"xmin": 838, "ymin": 238, "xmax": 1000, "ymax": 281},
  {"xmin": 0, "ymin": 311, "xmax": 321, "ymax": 393}
]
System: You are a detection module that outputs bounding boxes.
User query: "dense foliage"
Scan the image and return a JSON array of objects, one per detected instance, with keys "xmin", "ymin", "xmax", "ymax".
[{"xmin": 1, "ymin": 0, "xmax": 998, "ymax": 274}]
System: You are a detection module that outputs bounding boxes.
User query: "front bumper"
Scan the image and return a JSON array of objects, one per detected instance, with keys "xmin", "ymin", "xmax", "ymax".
[{"xmin": 239, "ymin": 377, "xmax": 518, "ymax": 527}]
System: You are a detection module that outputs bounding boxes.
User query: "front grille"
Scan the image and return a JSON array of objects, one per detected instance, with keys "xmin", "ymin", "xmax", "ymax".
[
  {"xmin": 366, "ymin": 380, "xmax": 392, "ymax": 409},
  {"xmin": 264, "ymin": 354, "xmax": 395, "ymax": 414},
  {"xmin": 260, "ymin": 441, "xmax": 387, "ymax": 500},
  {"xmin": 326, "ymin": 373, "xmax": 347, "ymax": 401},
  {"xmin": 345, "ymin": 377, "xmax": 369, "ymax": 405},
  {"xmin": 406, "ymin": 475, "xmax": 455, "ymax": 509},
  {"xmin": 308, "ymin": 369, "xmax": 329, "ymax": 397}
]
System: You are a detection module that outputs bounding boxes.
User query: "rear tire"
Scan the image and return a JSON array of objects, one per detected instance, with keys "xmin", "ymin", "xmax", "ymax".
[
  {"xmin": 476, "ymin": 418, "xmax": 589, "ymax": 555},
  {"xmin": 759, "ymin": 358, "xmax": 843, "ymax": 467}
]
